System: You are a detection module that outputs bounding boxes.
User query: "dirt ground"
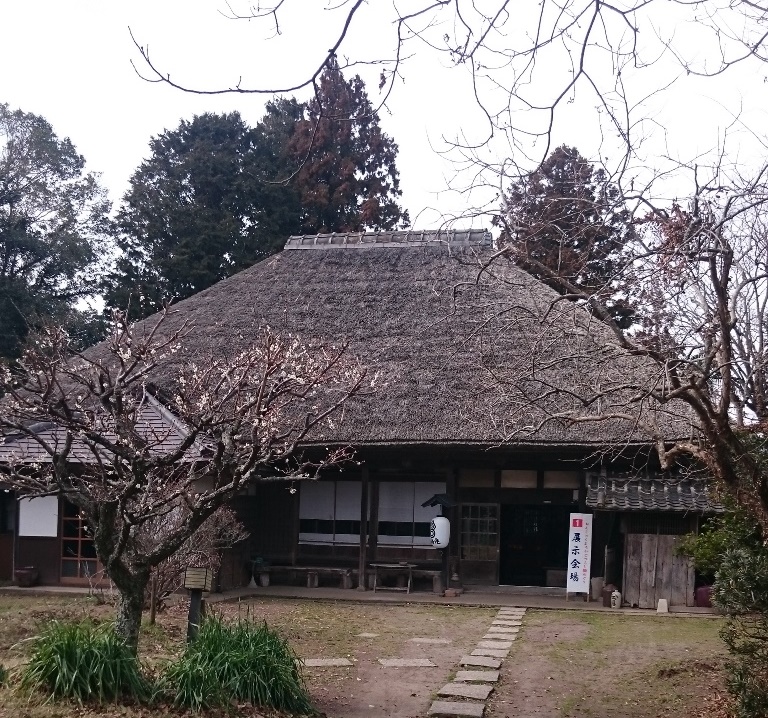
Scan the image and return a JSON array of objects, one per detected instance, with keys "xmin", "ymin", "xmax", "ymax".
[
  {"xmin": 0, "ymin": 593, "xmax": 731, "ymax": 718},
  {"xmin": 220, "ymin": 598, "xmax": 496, "ymax": 718}
]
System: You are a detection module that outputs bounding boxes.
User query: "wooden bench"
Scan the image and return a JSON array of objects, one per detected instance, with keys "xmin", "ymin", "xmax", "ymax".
[
  {"xmin": 260, "ymin": 565, "xmax": 443, "ymax": 593},
  {"xmin": 413, "ymin": 568, "xmax": 444, "ymax": 594},
  {"xmin": 364, "ymin": 567, "xmax": 443, "ymax": 594},
  {"xmin": 265, "ymin": 565, "xmax": 355, "ymax": 589}
]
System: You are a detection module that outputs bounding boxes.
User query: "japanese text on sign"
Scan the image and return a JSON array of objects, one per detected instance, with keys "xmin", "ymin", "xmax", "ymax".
[{"xmin": 566, "ymin": 513, "xmax": 592, "ymax": 594}]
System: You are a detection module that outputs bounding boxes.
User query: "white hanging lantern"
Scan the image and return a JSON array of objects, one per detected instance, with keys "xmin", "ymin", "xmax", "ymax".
[{"xmin": 430, "ymin": 516, "xmax": 450, "ymax": 548}]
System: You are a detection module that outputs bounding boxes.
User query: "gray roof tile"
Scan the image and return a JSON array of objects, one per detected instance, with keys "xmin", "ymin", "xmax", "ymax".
[
  {"xmin": 0, "ymin": 394, "xmax": 205, "ymax": 464},
  {"xmin": 586, "ymin": 473, "xmax": 723, "ymax": 512}
]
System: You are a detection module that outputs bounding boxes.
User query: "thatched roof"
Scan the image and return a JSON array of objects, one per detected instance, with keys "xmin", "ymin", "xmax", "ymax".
[{"xmin": 91, "ymin": 229, "xmax": 695, "ymax": 449}]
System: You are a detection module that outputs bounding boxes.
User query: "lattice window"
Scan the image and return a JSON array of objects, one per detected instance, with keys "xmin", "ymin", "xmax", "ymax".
[{"xmin": 460, "ymin": 504, "xmax": 499, "ymax": 560}]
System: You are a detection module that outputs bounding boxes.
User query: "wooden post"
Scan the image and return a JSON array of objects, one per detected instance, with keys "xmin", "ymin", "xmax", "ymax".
[
  {"xmin": 358, "ymin": 466, "xmax": 369, "ymax": 590},
  {"xmin": 441, "ymin": 547, "xmax": 449, "ymax": 596},
  {"xmin": 448, "ymin": 466, "xmax": 460, "ymax": 588},
  {"xmin": 187, "ymin": 589, "xmax": 203, "ymax": 643},
  {"xmin": 369, "ymin": 478, "xmax": 380, "ymax": 565},
  {"xmin": 149, "ymin": 572, "xmax": 157, "ymax": 625}
]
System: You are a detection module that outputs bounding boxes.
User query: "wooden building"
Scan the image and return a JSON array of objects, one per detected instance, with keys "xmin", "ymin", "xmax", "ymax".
[{"xmin": 0, "ymin": 230, "xmax": 721, "ymax": 606}]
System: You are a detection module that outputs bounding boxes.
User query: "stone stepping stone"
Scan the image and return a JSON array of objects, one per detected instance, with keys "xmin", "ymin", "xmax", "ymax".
[
  {"xmin": 378, "ymin": 658, "xmax": 436, "ymax": 667},
  {"xmin": 478, "ymin": 640, "xmax": 514, "ymax": 649},
  {"xmin": 497, "ymin": 610, "xmax": 525, "ymax": 616},
  {"xmin": 439, "ymin": 683, "xmax": 493, "ymax": 700},
  {"xmin": 484, "ymin": 633, "xmax": 517, "ymax": 639},
  {"xmin": 357, "ymin": 632, "xmax": 379, "ymax": 638},
  {"xmin": 492, "ymin": 620, "xmax": 522, "ymax": 626},
  {"xmin": 488, "ymin": 625, "xmax": 520, "ymax": 632},
  {"xmin": 455, "ymin": 670, "xmax": 500, "ymax": 683},
  {"xmin": 460, "ymin": 655, "xmax": 502, "ymax": 669},
  {"xmin": 410, "ymin": 637, "xmax": 451, "ymax": 644},
  {"xmin": 429, "ymin": 700, "xmax": 485, "ymax": 717},
  {"xmin": 472, "ymin": 648, "xmax": 509, "ymax": 658},
  {"xmin": 303, "ymin": 658, "xmax": 353, "ymax": 667}
]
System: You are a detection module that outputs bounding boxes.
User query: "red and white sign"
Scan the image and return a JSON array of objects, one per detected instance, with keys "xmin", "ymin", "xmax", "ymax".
[{"xmin": 566, "ymin": 513, "xmax": 592, "ymax": 594}]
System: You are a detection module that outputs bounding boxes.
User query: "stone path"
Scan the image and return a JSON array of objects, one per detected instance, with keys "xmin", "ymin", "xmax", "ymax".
[
  {"xmin": 300, "ymin": 608, "xmax": 526, "ymax": 717},
  {"xmin": 428, "ymin": 607, "xmax": 526, "ymax": 717}
]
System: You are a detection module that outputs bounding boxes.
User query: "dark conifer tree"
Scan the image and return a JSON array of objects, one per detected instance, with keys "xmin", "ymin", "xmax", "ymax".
[
  {"xmin": 288, "ymin": 56, "xmax": 409, "ymax": 233},
  {"xmin": 108, "ymin": 64, "xmax": 410, "ymax": 320},
  {"xmin": 0, "ymin": 103, "xmax": 110, "ymax": 359},
  {"xmin": 495, "ymin": 145, "xmax": 636, "ymax": 328},
  {"xmin": 105, "ymin": 111, "xmax": 302, "ymax": 319}
]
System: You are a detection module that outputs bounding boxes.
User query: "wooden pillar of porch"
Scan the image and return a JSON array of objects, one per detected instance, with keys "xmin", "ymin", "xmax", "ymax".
[{"xmin": 357, "ymin": 467, "xmax": 369, "ymax": 590}]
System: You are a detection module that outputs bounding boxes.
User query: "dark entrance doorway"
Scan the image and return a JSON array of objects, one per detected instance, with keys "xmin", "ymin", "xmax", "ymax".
[{"xmin": 499, "ymin": 505, "xmax": 571, "ymax": 585}]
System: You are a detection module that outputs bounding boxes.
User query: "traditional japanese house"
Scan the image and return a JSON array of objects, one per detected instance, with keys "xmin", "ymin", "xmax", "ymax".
[{"xmin": 0, "ymin": 230, "xmax": 721, "ymax": 606}]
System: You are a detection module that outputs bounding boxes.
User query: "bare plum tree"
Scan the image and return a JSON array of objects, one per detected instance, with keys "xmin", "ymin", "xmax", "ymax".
[
  {"xmin": 0, "ymin": 310, "xmax": 369, "ymax": 654},
  {"xmin": 143, "ymin": 505, "xmax": 249, "ymax": 613}
]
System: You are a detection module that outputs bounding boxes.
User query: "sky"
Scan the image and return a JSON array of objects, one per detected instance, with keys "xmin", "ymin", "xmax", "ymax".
[{"xmin": 2, "ymin": 1, "xmax": 768, "ymax": 230}]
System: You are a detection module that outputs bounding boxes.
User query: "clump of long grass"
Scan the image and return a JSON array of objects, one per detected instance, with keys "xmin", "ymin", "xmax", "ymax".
[
  {"xmin": 19, "ymin": 621, "xmax": 149, "ymax": 704},
  {"xmin": 162, "ymin": 614, "xmax": 314, "ymax": 714},
  {"xmin": 0, "ymin": 664, "xmax": 7, "ymax": 688}
]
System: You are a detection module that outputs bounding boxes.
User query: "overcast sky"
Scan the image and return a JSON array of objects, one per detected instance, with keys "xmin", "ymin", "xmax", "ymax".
[{"xmin": 2, "ymin": 1, "xmax": 768, "ymax": 230}]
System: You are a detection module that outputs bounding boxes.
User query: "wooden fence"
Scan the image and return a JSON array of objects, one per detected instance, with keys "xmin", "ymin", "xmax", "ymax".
[{"xmin": 622, "ymin": 533, "xmax": 695, "ymax": 609}]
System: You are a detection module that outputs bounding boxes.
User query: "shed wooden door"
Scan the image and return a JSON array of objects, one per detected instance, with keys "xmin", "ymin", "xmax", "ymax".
[{"xmin": 623, "ymin": 534, "xmax": 694, "ymax": 608}]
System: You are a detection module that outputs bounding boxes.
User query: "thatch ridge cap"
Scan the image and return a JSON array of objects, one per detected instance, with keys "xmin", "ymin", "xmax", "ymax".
[{"xmin": 284, "ymin": 228, "xmax": 493, "ymax": 250}]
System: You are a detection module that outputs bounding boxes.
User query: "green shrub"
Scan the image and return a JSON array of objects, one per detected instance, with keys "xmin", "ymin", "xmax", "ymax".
[
  {"xmin": 678, "ymin": 506, "xmax": 762, "ymax": 582},
  {"xmin": 681, "ymin": 502, "xmax": 768, "ymax": 718},
  {"xmin": 715, "ymin": 548, "xmax": 768, "ymax": 718},
  {"xmin": 163, "ymin": 614, "xmax": 314, "ymax": 714},
  {"xmin": 19, "ymin": 620, "xmax": 149, "ymax": 704},
  {"xmin": 722, "ymin": 616, "xmax": 768, "ymax": 718}
]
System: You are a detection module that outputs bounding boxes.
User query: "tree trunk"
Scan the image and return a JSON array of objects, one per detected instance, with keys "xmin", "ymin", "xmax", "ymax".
[{"xmin": 113, "ymin": 569, "xmax": 149, "ymax": 655}]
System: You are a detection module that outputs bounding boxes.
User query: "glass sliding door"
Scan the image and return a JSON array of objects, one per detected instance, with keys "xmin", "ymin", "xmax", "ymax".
[{"xmin": 60, "ymin": 500, "xmax": 100, "ymax": 583}]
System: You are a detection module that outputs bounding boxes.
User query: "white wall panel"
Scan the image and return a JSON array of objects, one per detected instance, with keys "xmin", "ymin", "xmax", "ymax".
[
  {"xmin": 378, "ymin": 482, "xmax": 414, "ymax": 521},
  {"xmin": 18, "ymin": 496, "xmax": 59, "ymax": 537},
  {"xmin": 335, "ymin": 481, "xmax": 362, "ymax": 520},
  {"xmin": 299, "ymin": 481, "xmax": 334, "ymax": 520}
]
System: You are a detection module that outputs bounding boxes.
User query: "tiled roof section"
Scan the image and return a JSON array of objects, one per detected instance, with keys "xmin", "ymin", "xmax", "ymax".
[
  {"xmin": 0, "ymin": 394, "xmax": 206, "ymax": 464},
  {"xmin": 284, "ymin": 228, "xmax": 493, "ymax": 250},
  {"xmin": 586, "ymin": 473, "xmax": 724, "ymax": 513}
]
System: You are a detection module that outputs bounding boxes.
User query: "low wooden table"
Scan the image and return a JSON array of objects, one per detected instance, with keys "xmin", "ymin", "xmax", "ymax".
[{"xmin": 370, "ymin": 562, "xmax": 417, "ymax": 593}]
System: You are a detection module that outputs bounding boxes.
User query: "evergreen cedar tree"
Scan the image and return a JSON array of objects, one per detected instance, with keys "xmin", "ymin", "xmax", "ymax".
[
  {"xmin": 105, "ymin": 111, "xmax": 302, "ymax": 319},
  {"xmin": 495, "ymin": 145, "xmax": 636, "ymax": 329},
  {"xmin": 107, "ymin": 58, "xmax": 408, "ymax": 320},
  {"xmin": 0, "ymin": 103, "xmax": 111, "ymax": 359},
  {"xmin": 288, "ymin": 56, "xmax": 409, "ymax": 234}
]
